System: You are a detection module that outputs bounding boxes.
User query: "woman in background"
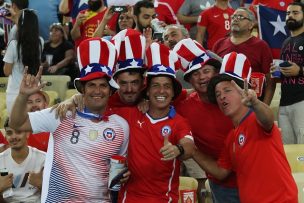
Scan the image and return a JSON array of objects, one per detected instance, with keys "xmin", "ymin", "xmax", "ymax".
[{"xmin": 3, "ymin": 9, "xmax": 43, "ymax": 115}]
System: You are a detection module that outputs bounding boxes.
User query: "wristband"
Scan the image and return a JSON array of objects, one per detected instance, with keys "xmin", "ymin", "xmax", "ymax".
[{"xmin": 176, "ymin": 144, "xmax": 184, "ymax": 158}]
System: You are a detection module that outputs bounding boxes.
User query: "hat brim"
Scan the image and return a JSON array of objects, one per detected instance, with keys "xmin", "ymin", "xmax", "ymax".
[
  {"xmin": 74, "ymin": 72, "xmax": 119, "ymax": 94},
  {"xmin": 184, "ymin": 58, "xmax": 222, "ymax": 82},
  {"xmin": 207, "ymin": 73, "xmax": 245, "ymax": 104},
  {"xmin": 143, "ymin": 75, "xmax": 182, "ymax": 101},
  {"xmin": 113, "ymin": 67, "xmax": 146, "ymax": 78}
]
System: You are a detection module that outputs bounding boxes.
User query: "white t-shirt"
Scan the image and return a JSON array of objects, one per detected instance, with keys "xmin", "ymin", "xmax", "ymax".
[
  {"xmin": 0, "ymin": 146, "xmax": 45, "ymax": 203},
  {"xmin": 29, "ymin": 108, "xmax": 129, "ymax": 203}
]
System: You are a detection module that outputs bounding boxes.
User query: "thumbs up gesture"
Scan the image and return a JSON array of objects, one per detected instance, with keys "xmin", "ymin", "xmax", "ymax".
[{"xmin": 160, "ymin": 136, "xmax": 180, "ymax": 161}]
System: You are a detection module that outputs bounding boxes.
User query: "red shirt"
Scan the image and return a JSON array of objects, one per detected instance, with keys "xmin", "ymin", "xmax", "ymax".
[
  {"xmin": 156, "ymin": 2, "xmax": 179, "ymax": 25},
  {"xmin": 176, "ymin": 92, "xmax": 237, "ymax": 187},
  {"xmin": 218, "ymin": 111, "xmax": 298, "ymax": 203},
  {"xmin": 197, "ymin": 6, "xmax": 234, "ymax": 49},
  {"xmin": 27, "ymin": 132, "xmax": 50, "ymax": 152},
  {"xmin": 250, "ymin": 0, "xmax": 292, "ymax": 11},
  {"xmin": 213, "ymin": 36, "xmax": 273, "ymax": 74},
  {"xmin": 117, "ymin": 107, "xmax": 192, "ymax": 203},
  {"xmin": 75, "ymin": 8, "xmax": 116, "ymax": 48}
]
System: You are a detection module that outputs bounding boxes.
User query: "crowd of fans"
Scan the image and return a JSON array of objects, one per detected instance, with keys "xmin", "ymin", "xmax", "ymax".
[{"xmin": 0, "ymin": 0, "xmax": 303, "ymax": 202}]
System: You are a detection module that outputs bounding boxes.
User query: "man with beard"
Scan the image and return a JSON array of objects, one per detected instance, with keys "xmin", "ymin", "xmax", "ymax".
[
  {"xmin": 213, "ymin": 7, "xmax": 275, "ymax": 105},
  {"xmin": 133, "ymin": 0, "xmax": 156, "ymax": 33},
  {"xmin": 71, "ymin": 0, "xmax": 115, "ymax": 48},
  {"xmin": 270, "ymin": 2, "xmax": 304, "ymax": 144}
]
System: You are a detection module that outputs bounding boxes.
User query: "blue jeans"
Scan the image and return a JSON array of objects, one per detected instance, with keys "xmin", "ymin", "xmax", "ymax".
[{"xmin": 209, "ymin": 180, "xmax": 240, "ymax": 203}]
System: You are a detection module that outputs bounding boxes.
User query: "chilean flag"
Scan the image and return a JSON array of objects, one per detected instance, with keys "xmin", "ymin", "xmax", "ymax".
[{"xmin": 257, "ymin": 5, "xmax": 290, "ymax": 59}]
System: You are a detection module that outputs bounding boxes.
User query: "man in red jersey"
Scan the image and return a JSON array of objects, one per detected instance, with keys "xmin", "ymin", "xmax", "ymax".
[
  {"xmin": 193, "ymin": 52, "xmax": 298, "ymax": 203},
  {"xmin": 196, "ymin": 0, "xmax": 234, "ymax": 49},
  {"xmin": 70, "ymin": 0, "xmax": 115, "ymax": 47},
  {"xmin": 213, "ymin": 7, "xmax": 275, "ymax": 105},
  {"xmin": 174, "ymin": 38, "xmax": 239, "ymax": 203}
]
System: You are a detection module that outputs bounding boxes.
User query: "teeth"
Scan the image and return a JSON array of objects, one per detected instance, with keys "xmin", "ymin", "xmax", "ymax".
[{"xmin": 156, "ymin": 96, "xmax": 166, "ymax": 101}]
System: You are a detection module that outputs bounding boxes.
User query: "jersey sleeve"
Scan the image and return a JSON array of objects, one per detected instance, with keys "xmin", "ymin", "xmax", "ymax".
[
  {"xmin": 197, "ymin": 9, "xmax": 209, "ymax": 27},
  {"xmin": 175, "ymin": 116, "xmax": 193, "ymax": 142},
  {"xmin": 259, "ymin": 41, "xmax": 273, "ymax": 74},
  {"xmin": 29, "ymin": 108, "xmax": 61, "ymax": 134},
  {"xmin": 112, "ymin": 115, "xmax": 129, "ymax": 156}
]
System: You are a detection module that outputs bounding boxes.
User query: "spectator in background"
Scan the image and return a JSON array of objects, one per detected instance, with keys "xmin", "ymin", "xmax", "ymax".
[
  {"xmin": 93, "ymin": 6, "xmax": 135, "ymax": 39},
  {"xmin": 196, "ymin": 0, "xmax": 234, "ymax": 49},
  {"xmin": 59, "ymin": 0, "xmax": 88, "ymax": 23},
  {"xmin": 7, "ymin": 0, "xmax": 28, "ymax": 41},
  {"xmin": 193, "ymin": 52, "xmax": 297, "ymax": 203},
  {"xmin": 133, "ymin": 0, "xmax": 156, "ymax": 33},
  {"xmin": 272, "ymin": 2, "xmax": 304, "ymax": 144},
  {"xmin": 177, "ymin": 0, "xmax": 214, "ymax": 39},
  {"xmin": 3, "ymin": 9, "xmax": 43, "ymax": 115},
  {"xmin": 42, "ymin": 23, "xmax": 78, "ymax": 87},
  {"xmin": 213, "ymin": 7, "xmax": 275, "ymax": 105},
  {"xmin": 29, "ymin": 0, "xmax": 61, "ymax": 41},
  {"xmin": 70, "ymin": 0, "xmax": 115, "ymax": 48},
  {"xmin": 154, "ymin": 0, "xmax": 180, "ymax": 25},
  {"xmin": 0, "ymin": 118, "xmax": 45, "ymax": 203},
  {"xmin": 163, "ymin": 24, "xmax": 189, "ymax": 50}
]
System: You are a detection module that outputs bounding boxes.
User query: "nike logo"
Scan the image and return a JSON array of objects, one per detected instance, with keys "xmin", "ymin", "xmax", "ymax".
[
  {"xmin": 214, "ymin": 15, "xmax": 220, "ymax": 18},
  {"xmin": 73, "ymin": 124, "xmax": 84, "ymax": 128}
]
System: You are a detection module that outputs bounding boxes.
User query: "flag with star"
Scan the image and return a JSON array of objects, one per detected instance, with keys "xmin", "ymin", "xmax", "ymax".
[{"xmin": 257, "ymin": 5, "xmax": 290, "ymax": 59}]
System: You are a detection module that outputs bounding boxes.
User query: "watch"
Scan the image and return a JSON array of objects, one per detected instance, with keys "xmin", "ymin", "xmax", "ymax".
[{"xmin": 176, "ymin": 144, "xmax": 185, "ymax": 158}]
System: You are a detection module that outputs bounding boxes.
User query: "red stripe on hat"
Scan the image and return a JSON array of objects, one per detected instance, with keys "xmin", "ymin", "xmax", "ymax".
[
  {"xmin": 242, "ymin": 58, "xmax": 251, "ymax": 79},
  {"xmin": 100, "ymin": 40, "xmax": 110, "ymax": 66},
  {"xmin": 175, "ymin": 44, "xmax": 197, "ymax": 64},
  {"xmin": 78, "ymin": 39, "xmax": 90, "ymax": 67},
  {"xmin": 160, "ymin": 44, "xmax": 170, "ymax": 67},
  {"xmin": 118, "ymin": 41, "xmax": 126, "ymax": 61},
  {"xmin": 128, "ymin": 35, "xmax": 142, "ymax": 59},
  {"xmin": 145, "ymin": 44, "xmax": 153, "ymax": 68},
  {"xmin": 225, "ymin": 52, "xmax": 237, "ymax": 73}
]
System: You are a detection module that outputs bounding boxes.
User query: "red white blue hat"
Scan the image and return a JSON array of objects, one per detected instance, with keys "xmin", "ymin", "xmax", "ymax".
[
  {"xmin": 208, "ymin": 52, "xmax": 252, "ymax": 103},
  {"xmin": 145, "ymin": 42, "xmax": 182, "ymax": 98},
  {"xmin": 74, "ymin": 37, "xmax": 119, "ymax": 93},
  {"xmin": 173, "ymin": 38, "xmax": 222, "ymax": 81},
  {"xmin": 111, "ymin": 29, "xmax": 146, "ymax": 77}
]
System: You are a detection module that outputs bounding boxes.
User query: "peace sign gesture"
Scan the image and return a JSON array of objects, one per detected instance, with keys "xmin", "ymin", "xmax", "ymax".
[{"xmin": 231, "ymin": 79, "xmax": 258, "ymax": 107}]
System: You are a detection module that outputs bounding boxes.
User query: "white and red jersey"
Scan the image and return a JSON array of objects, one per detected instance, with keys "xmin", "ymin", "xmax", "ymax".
[
  {"xmin": 0, "ymin": 147, "xmax": 45, "ymax": 203},
  {"xmin": 29, "ymin": 108, "xmax": 129, "ymax": 203},
  {"xmin": 116, "ymin": 107, "xmax": 193, "ymax": 203}
]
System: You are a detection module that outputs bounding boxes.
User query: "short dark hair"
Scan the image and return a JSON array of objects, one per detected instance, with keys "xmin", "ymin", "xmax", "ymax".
[
  {"xmin": 11, "ymin": 0, "xmax": 28, "ymax": 10},
  {"xmin": 133, "ymin": 0, "xmax": 154, "ymax": 17},
  {"xmin": 288, "ymin": 2, "xmax": 304, "ymax": 12}
]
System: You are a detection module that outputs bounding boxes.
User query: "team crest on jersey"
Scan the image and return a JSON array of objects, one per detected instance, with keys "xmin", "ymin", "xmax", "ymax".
[
  {"xmin": 103, "ymin": 128, "xmax": 116, "ymax": 141},
  {"xmin": 223, "ymin": 13, "xmax": 229, "ymax": 20},
  {"xmin": 89, "ymin": 130, "xmax": 99, "ymax": 141},
  {"xmin": 238, "ymin": 134, "xmax": 246, "ymax": 146},
  {"xmin": 161, "ymin": 125, "xmax": 172, "ymax": 137}
]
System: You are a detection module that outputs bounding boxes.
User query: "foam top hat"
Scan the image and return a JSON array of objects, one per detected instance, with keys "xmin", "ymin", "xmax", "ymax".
[
  {"xmin": 145, "ymin": 42, "xmax": 182, "ymax": 98},
  {"xmin": 173, "ymin": 38, "xmax": 221, "ymax": 81},
  {"xmin": 74, "ymin": 37, "xmax": 119, "ymax": 93},
  {"xmin": 111, "ymin": 29, "xmax": 146, "ymax": 77},
  {"xmin": 207, "ymin": 52, "xmax": 252, "ymax": 103}
]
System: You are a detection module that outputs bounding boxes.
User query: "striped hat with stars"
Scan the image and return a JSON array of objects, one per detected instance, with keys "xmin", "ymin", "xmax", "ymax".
[{"xmin": 74, "ymin": 37, "xmax": 119, "ymax": 93}]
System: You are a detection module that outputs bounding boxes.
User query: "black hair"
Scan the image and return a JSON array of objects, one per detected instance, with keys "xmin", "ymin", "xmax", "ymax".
[
  {"xmin": 115, "ymin": 12, "xmax": 136, "ymax": 33},
  {"xmin": 288, "ymin": 1, "xmax": 304, "ymax": 12},
  {"xmin": 4, "ymin": 117, "xmax": 9, "ymax": 129},
  {"xmin": 133, "ymin": 0, "xmax": 154, "ymax": 17},
  {"xmin": 11, "ymin": 0, "xmax": 28, "ymax": 10},
  {"xmin": 17, "ymin": 9, "xmax": 41, "ymax": 75}
]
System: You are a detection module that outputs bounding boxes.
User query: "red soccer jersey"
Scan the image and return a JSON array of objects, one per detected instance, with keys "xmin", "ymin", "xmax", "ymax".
[
  {"xmin": 250, "ymin": 0, "xmax": 292, "ymax": 11},
  {"xmin": 213, "ymin": 36, "xmax": 273, "ymax": 74},
  {"xmin": 27, "ymin": 132, "xmax": 50, "ymax": 152},
  {"xmin": 218, "ymin": 111, "xmax": 298, "ymax": 203},
  {"xmin": 175, "ymin": 92, "xmax": 237, "ymax": 187},
  {"xmin": 156, "ymin": 2, "xmax": 179, "ymax": 25},
  {"xmin": 116, "ymin": 107, "xmax": 192, "ymax": 203},
  {"xmin": 74, "ymin": 8, "xmax": 116, "ymax": 48},
  {"xmin": 197, "ymin": 6, "xmax": 234, "ymax": 49}
]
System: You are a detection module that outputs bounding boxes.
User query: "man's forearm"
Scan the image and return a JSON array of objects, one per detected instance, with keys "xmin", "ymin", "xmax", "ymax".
[
  {"xmin": 9, "ymin": 93, "xmax": 29, "ymax": 130},
  {"xmin": 262, "ymin": 75, "xmax": 276, "ymax": 105}
]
